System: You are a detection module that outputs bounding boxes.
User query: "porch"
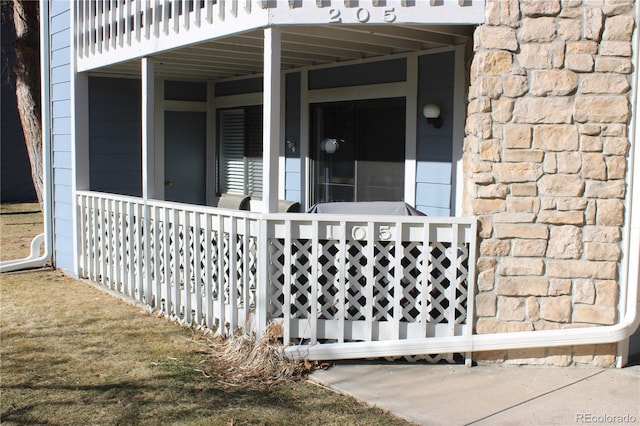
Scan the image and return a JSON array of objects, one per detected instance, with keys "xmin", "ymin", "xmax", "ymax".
[{"xmin": 76, "ymin": 190, "xmax": 477, "ymax": 362}]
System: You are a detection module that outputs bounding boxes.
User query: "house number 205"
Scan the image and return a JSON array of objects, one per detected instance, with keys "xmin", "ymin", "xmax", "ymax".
[{"xmin": 329, "ymin": 7, "xmax": 397, "ymax": 23}]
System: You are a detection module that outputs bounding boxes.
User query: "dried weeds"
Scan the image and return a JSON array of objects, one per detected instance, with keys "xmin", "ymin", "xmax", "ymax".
[{"xmin": 195, "ymin": 322, "xmax": 328, "ymax": 390}]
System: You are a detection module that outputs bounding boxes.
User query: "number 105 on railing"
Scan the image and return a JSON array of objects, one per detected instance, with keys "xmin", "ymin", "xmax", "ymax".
[{"xmin": 325, "ymin": 224, "xmax": 394, "ymax": 241}]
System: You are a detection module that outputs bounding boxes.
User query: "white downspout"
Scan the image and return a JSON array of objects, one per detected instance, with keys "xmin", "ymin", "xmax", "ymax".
[
  {"xmin": 0, "ymin": 0, "xmax": 53, "ymax": 273},
  {"xmin": 286, "ymin": 4, "xmax": 640, "ymax": 363}
]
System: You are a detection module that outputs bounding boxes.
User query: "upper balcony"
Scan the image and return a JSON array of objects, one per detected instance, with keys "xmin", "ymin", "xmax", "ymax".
[{"xmin": 76, "ymin": 0, "xmax": 486, "ymax": 75}]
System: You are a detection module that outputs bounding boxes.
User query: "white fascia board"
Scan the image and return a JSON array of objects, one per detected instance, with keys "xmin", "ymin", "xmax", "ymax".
[{"xmin": 268, "ymin": 1, "xmax": 486, "ymax": 25}]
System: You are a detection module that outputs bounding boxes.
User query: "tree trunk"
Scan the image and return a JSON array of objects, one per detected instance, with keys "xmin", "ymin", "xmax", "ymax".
[{"xmin": 10, "ymin": 0, "xmax": 43, "ymax": 209}]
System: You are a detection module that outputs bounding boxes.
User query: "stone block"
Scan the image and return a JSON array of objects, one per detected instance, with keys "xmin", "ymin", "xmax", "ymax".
[
  {"xmin": 600, "ymin": 41, "xmax": 632, "ymax": 57},
  {"xmin": 573, "ymin": 279, "xmax": 596, "ymax": 304},
  {"xmin": 514, "ymin": 97, "xmax": 574, "ymax": 124},
  {"xmin": 585, "ymin": 242, "xmax": 621, "ymax": 261},
  {"xmin": 480, "ymin": 239, "xmax": 511, "ymax": 257},
  {"xmin": 510, "ymin": 183, "xmax": 537, "ymax": 196},
  {"xmin": 585, "ymin": 180, "xmax": 626, "ymax": 199},
  {"xmin": 505, "ymin": 347, "xmax": 548, "ymax": 365},
  {"xmin": 547, "ymin": 225, "xmax": 583, "ymax": 259},
  {"xmin": 517, "ymin": 44, "xmax": 554, "ymax": 69},
  {"xmin": 498, "ymin": 258, "xmax": 544, "ymax": 276},
  {"xmin": 580, "ymin": 74, "xmax": 630, "ymax": 94},
  {"xmin": 603, "ymin": 137, "xmax": 629, "ymax": 155},
  {"xmin": 485, "ymin": 0, "xmax": 501, "ymax": 25},
  {"xmin": 503, "ymin": 149, "xmax": 544, "ymax": 163},
  {"xmin": 478, "ymin": 215, "xmax": 493, "ymax": 239},
  {"xmin": 479, "ymin": 50, "xmax": 513, "ymax": 75},
  {"xmin": 540, "ymin": 296, "xmax": 572, "ymax": 322},
  {"xmin": 538, "ymin": 210, "xmax": 585, "ymax": 226},
  {"xmin": 479, "ymin": 139, "xmax": 501, "ymax": 161},
  {"xmin": 507, "ymin": 197, "xmax": 540, "ymax": 213},
  {"xmin": 583, "ymin": 7, "xmax": 603, "ymax": 41},
  {"xmin": 595, "ymin": 57, "xmax": 632, "ymax": 74},
  {"xmin": 476, "ymin": 318, "xmax": 535, "ymax": 334},
  {"xmin": 480, "ymin": 26, "xmax": 519, "ymax": 51},
  {"xmin": 596, "ymin": 199, "xmax": 625, "ymax": 226},
  {"xmin": 579, "ymin": 124, "xmax": 602, "ymax": 136},
  {"xmin": 477, "ymin": 184, "xmax": 509, "ymax": 199},
  {"xmin": 582, "ymin": 153, "xmax": 607, "ymax": 180},
  {"xmin": 592, "ymin": 343, "xmax": 616, "ymax": 368},
  {"xmin": 549, "ymin": 279, "xmax": 572, "ymax": 296},
  {"xmin": 567, "ymin": 40, "xmax": 599, "ymax": 54},
  {"xmin": 543, "ymin": 153, "xmax": 557, "ymax": 174},
  {"xmin": 520, "ymin": 0, "xmax": 560, "ymax": 17},
  {"xmin": 466, "ymin": 113, "xmax": 493, "ymax": 139},
  {"xmin": 477, "ymin": 269, "xmax": 496, "ymax": 292},
  {"xmin": 602, "ymin": 15, "xmax": 635, "ymax": 41},
  {"xmin": 496, "ymin": 277, "xmax": 549, "ymax": 296},
  {"xmin": 531, "ymin": 70, "xmax": 578, "ymax": 96},
  {"xmin": 512, "ymin": 239, "xmax": 547, "ymax": 257},
  {"xmin": 493, "ymin": 212, "xmax": 536, "ymax": 223},
  {"xmin": 494, "ymin": 162, "xmax": 543, "ymax": 183},
  {"xmin": 602, "ymin": 124, "xmax": 627, "ymax": 137},
  {"xmin": 573, "ymin": 305, "xmax": 617, "ymax": 325},
  {"xmin": 503, "ymin": 75, "xmax": 529, "ymax": 97},
  {"xmin": 538, "ymin": 174, "xmax": 584, "ymax": 197},
  {"xmin": 547, "ymin": 260, "xmax": 617, "ymax": 279},
  {"xmin": 584, "ymin": 226, "xmax": 621, "ymax": 243},
  {"xmin": 492, "ymin": 99, "xmax": 513, "ymax": 123},
  {"xmin": 572, "ymin": 345, "xmax": 595, "ymax": 364},
  {"xmin": 574, "ymin": 96, "xmax": 629, "ymax": 123},
  {"xmin": 498, "ymin": 297, "xmax": 526, "ymax": 321},
  {"xmin": 533, "ymin": 124, "xmax": 578, "ymax": 151},
  {"xmin": 580, "ymin": 135, "xmax": 602, "ymax": 152},
  {"xmin": 602, "ymin": 0, "xmax": 635, "ymax": 16},
  {"xmin": 479, "ymin": 76, "xmax": 503, "ymax": 98},
  {"xmin": 586, "ymin": 200, "xmax": 597, "ymax": 225},
  {"xmin": 596, "ymin": 281, "xmax": 619, "ymax": 306},
  {"xmin": 495, "ymin": 224, "xmax": 548, "ymax": 240},
  {"xmin": 477, "ymin": 257, "xmax": 496, "ymax": 272},
  {"xmin": 606, "ymin": 156, "xmax": 626, "ymax": 180},
  {"xmin": 476, "ymin": 292, "xmax": 497, "ymax": 317},
  {"xmin": 526, "ymin": 296, "xmax": 540, "ymax": 321},
  {"xmin": 556, "ymin": 151, "xmax": 582, "ymax": 173},
  {"xmin": 556, "ymin": 198, "xmax": 588, "ymax": 211},
  {"xmin": 473, "ymin": 172, "xmax": 494, "ymax": 185},
  {"xmin": 565, "ymin": 54, "xmax": 595, "ymax": 72},
  {"xmin": 557, "ymin": 17, "xmax": 581, "ymax": 41},
  {"xmin": 504, "ymin": 125, "xmax": 532, "ymax": 149},
  {"xmin": 519, "ymin": 17, "xmax": 556, "ymax": 42},
  {"xmin": 472, "ymin": 199, "xmax": 506, "ymax": 214}
]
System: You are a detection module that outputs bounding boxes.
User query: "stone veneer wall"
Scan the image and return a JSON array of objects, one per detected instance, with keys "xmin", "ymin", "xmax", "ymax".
[{"xmin": 464, "ymin": 0, "xmax": 636, "ymax": 366}]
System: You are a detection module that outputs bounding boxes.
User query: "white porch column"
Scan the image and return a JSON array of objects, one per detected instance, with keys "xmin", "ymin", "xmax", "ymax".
[
  {"xmin": 142, "ymin": 57, "xmax": 155, "ymax": 199},
  {"xmin": 262, "ymin": 27, "xmax": 281, "ymax": 213}
]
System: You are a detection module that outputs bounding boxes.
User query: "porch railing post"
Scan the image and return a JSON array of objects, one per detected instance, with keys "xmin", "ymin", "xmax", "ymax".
[
  {"xmin": 256, "ymin": 218, "xmax": 269, "ymax": 335},
  {"xmin": 262, "ymin": 27, "xmax": 281, "ymax": 213}
]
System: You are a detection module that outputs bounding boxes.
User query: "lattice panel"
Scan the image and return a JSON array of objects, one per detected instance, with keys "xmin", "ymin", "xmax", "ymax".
[
  {"xmin": 373, "ymin": 242, "xmax": 395, "ymax": 321},
  {"xmin": 247, "ymin": 236, "xmax": 258, "ymax": 308},
  {"xmin": 268, "ymin": 239, "xmax": 285, "ymax": 317},
  {"xmin": 290, "ymin": 239, "xmax": 312, "ymax": 319},
  {"xmin": 345, "ymin": 241, "xmax": 367, "ymax": 321},
  {"xmin": 317, "ymin": 240, "xmax": 340, "ymax": 320}
]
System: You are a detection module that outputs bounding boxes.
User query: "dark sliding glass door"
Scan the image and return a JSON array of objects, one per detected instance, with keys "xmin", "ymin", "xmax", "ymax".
[{"xmin": 311, "ymin": 97, "xmax": 405, "ymax": 204}]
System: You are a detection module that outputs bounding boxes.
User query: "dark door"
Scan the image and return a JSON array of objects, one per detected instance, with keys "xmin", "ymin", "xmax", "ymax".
[
  {"xmin": 311, "ymin": 98, "xmax": 405, "ymax": 204},
  {"xmin": 164, "ymin": 111, "xmax": 206, "ymax": 204}
]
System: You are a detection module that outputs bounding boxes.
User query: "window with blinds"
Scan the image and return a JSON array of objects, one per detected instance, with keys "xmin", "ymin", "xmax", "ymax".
[{"xmin": 218, "ymin": 106, "xmax": 263, "ymax": 198}]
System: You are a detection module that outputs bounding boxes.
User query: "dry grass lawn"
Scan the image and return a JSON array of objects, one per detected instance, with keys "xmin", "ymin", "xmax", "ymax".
[{"xmin": 0, "ymin": 203, "xmax": 409, "ymax": 425}]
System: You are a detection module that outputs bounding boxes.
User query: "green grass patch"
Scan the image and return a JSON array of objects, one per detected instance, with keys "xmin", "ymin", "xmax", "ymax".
[{"xmin": 0, "ymin": 206, "xmax": 409, "ymax": 425}]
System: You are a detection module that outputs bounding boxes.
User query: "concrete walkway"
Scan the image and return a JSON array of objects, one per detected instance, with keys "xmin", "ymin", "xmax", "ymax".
[{"xmin": 310, "ymin": 361, "xmax": 640, "ymax": 425}]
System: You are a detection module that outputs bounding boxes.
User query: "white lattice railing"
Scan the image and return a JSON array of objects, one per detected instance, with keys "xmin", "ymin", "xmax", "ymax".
[{"xmin": 76, "ymin": 190, "xmax": 477, "ymax": 361}]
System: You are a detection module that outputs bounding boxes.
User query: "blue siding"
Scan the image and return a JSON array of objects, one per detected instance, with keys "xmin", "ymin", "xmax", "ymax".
[
  {"xmin": 88, "ymin": 77, "xmax": 142, "ymax": 196},
  {"xmin": 49, "ymin": 0, "xmax": 74, "ymax": 273},
  {"xmin": 415, "ymin": 52, "xmax": 455, "ymax": 216}
]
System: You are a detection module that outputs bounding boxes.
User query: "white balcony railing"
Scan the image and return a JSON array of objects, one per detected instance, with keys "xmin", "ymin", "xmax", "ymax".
[
  {"xmin": 76, "ymin": 190, "xmax": 477, "ymax": 361},
  {"xmin": 75, "ymin": 0, "xmax": 486, "ymax": 72}
]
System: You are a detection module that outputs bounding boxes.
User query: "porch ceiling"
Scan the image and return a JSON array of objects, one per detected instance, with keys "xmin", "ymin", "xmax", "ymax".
[{"xmin": 87, "ymin": 24, "xmax": 473, "ymax": 81}]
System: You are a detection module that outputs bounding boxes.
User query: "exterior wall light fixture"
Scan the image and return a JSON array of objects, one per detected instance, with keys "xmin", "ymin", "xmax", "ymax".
[
  {"xmin": 423, "ymin": 104, "xmax": 443, "ymax": 129},
  {"xmin": 321, "ymin": 138, "xmax": 343, "ymax": 154}
]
